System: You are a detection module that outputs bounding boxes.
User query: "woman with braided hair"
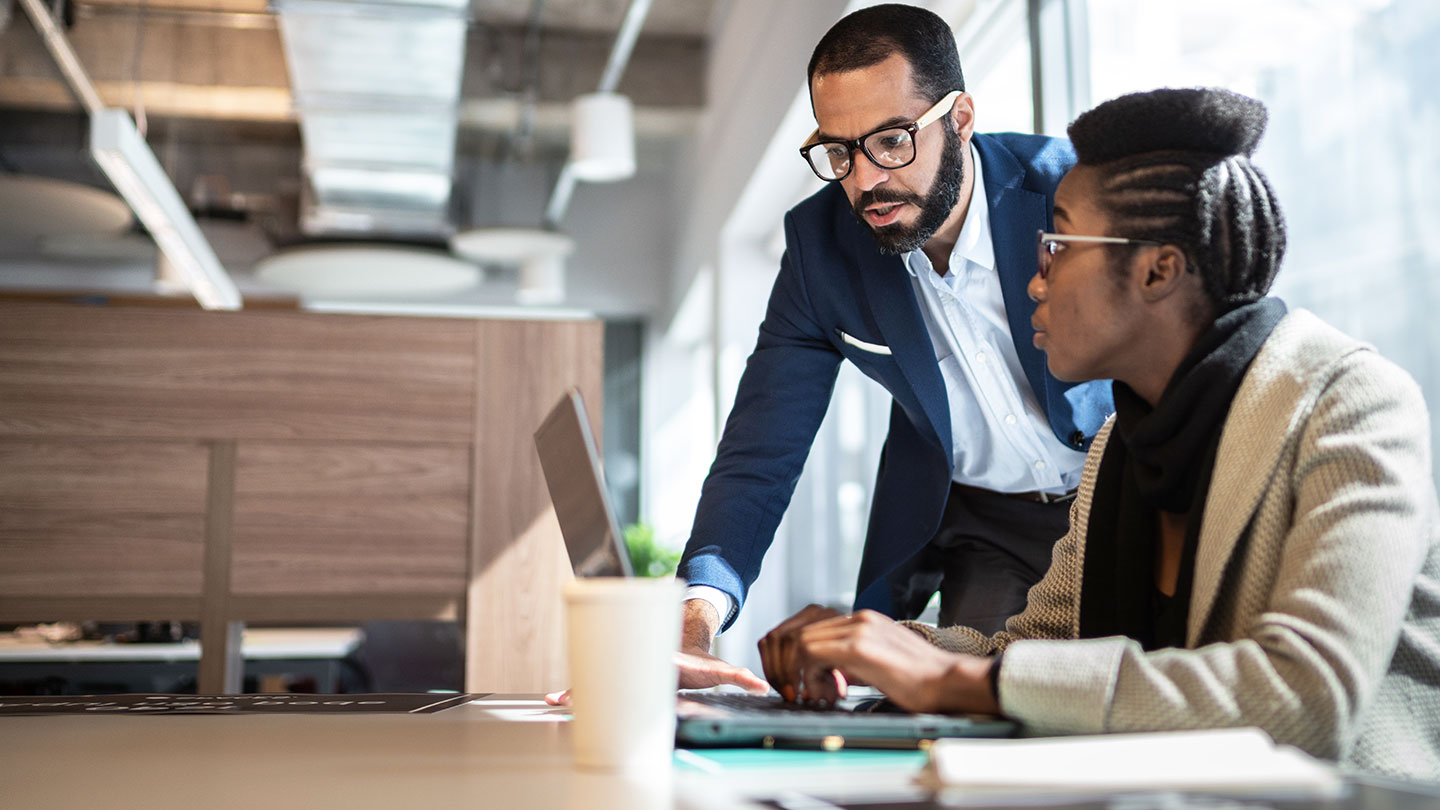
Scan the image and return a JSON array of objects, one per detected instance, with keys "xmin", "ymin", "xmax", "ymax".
[{"xmin": 758, "ymin": 87, "xmax": 1440, "ymax": 780}]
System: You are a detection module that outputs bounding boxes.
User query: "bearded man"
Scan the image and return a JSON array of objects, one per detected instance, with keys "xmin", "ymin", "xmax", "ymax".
[{"xmin": 672, "ymin": 3, "xmax": 1113, "ymax": 695}]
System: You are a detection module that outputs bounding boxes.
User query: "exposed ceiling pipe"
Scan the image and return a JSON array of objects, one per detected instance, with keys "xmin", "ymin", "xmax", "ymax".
[
  {"xmin": 596, "ymin": 0, "xmax": 654, "ymax": 93},
  {"xmin": 542, "ymin": 0, "xmax": 653, "ymax": 228},
  {"xmin": 507, "ymin": 0, "xmax": 548, "ymax": 161}
]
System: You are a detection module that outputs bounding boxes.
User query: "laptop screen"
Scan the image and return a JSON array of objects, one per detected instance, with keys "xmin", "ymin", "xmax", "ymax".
[{"xmin": 533, "ymin": 389, "xmax": 633, "ymax": 578}]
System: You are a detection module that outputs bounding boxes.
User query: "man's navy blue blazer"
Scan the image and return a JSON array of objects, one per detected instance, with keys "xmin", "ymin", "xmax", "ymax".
[{"xmin": 677, "ymin": 132, "xmax": 1115, "ymax": 629}]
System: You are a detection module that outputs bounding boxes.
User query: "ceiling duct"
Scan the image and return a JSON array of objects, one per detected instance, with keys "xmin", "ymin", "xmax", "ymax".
[{"xmin": 275, "ymin": 0, "xmax": 469, "ymax": 238}]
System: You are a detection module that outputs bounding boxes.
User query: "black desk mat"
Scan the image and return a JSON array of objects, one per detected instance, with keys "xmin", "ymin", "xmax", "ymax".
[{"xmin": 0, "ymin": 692, "xmax": 487, "ymax": 715}]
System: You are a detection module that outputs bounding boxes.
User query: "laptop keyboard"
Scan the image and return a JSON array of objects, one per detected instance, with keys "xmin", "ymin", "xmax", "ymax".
[{"xmin": 680, "ymin": 691, "xmax": 851, "ymax": 714}]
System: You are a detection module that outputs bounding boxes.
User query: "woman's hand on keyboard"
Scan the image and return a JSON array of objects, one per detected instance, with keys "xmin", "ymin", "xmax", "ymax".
[
  {"xmin": 758, "ymin": 604, "xmax": 849, "ymax": 704},
  {"xmin": 761, "ymin": 608, "xmax": 1000, "ymax": 714}
]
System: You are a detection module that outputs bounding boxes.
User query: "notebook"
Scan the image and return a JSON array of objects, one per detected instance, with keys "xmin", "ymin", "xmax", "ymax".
[
  {"xmin": 917, "ymin": 727, "xmax": 1341, "ymax": 796},
  {"xmin": 533, "ymin": 389, "xmax": 1017, "ymax": 748}
]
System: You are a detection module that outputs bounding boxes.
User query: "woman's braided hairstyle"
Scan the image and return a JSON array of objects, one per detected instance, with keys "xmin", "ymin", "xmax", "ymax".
[{"xmin": 1067, "ymin": 87, "xmax": 1286, "ymax": 312}]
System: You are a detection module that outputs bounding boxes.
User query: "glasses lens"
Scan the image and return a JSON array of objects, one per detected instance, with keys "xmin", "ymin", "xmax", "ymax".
[
  {"xmin": 805, "ymin": 143, "xmax": 850, "ymax": 181},
  {"xmin": 1037, "ymin": 237, "xmax": 1054, "ymax": 278},
  {"xmin": 862, "ymin": 129, "xmax": 915, "ymax": 168}
]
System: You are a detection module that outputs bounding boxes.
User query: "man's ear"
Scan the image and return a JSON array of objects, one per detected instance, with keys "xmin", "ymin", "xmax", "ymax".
[
  {"xmin": 949, "ymin": 92, "xmax": 976, "ymax": 142},
  {"xmin": 1137, "ymin": 245, "xmax": 1190, "ymax": 303}
]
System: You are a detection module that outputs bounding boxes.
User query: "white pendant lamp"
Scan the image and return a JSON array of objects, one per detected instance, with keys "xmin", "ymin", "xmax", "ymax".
[
  {"xmin": 569, "ymin": 92, "xmax": 636, "ymax": 182},
  {"xmin": 253, "ymin": 244, "xmax": 481, "ymax": 297},
  {"xmin": 0, "ymin": 175, "xmax": 133, "ymax": 239},
  {"xmin": 449, "ymin": 226, "xmax": 574, "ymax": 305}
]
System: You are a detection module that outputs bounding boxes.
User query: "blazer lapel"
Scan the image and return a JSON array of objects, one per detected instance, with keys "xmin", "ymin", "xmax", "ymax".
[
  {"xmin": 838, "ymin": 208, "xmax": 952, "ymax": 456},
  {"xmin": 835, "ymin": 133, "xmax": 1064, "ymax": 460},
  {"xmin": 974, "ymin": 133, "xmax": 1051, "ymax": 408}
]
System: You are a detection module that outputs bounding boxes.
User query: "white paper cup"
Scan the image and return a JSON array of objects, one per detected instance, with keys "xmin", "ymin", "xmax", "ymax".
[{"xmin": 564, "ymin": 577, "xmax": 683, "ymax": 773}]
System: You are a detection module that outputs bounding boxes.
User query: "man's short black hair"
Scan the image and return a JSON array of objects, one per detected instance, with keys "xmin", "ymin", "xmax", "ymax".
[
  {"xmin": 1068, "ymin": 88, "xmax": 1286, "ymax": 313},
  {"xmin": 808, "ymin": 3, "xmax": 965, "ymax": 104}
]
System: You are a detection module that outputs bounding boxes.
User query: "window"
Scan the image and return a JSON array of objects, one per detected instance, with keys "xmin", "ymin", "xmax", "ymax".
[
  {"xmin": 959, "ymin": 0, "xmax": 1036, "ymax": 134},
  {"xmin": 1081, "ymin": 0, "xmax": 1440, "ymax": 477}
]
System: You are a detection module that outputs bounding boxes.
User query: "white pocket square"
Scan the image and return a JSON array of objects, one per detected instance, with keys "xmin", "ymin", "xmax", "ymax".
[{"xmin": 837, "ymin": 329, "xmax": 893, "ymax": 356}]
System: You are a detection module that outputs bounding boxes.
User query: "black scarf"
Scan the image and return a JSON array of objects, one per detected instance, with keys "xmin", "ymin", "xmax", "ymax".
[{"xmin": 1078, "ymin": 298, "xmax": 1287, "ymax": 649}]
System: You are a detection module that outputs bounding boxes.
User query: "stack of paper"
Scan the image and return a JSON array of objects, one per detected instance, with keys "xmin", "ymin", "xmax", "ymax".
[{"xmin": 918, "ymin": 727, "xmax": 1342, "ymax": 796}]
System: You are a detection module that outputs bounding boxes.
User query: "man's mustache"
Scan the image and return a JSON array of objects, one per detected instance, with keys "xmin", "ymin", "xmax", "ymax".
[{"xmin": 853, "ymin": 189, "xmax": 922, "ymax": 219}]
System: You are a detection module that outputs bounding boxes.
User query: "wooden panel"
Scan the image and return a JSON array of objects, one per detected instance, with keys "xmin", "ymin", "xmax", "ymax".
[
  {"xmin": 228, "ymin": 594, "xmax": 460, "ymax": 622},
  {"xmin": 0, "ymin": 304, "xmax": 606, "ymax": 692},
  {"xmin": 0, "ymin": 303, "xmax": 477, "ymax": 442},
  {"xmin": 200, "ymin": 441, "xmax": 241, "ymax": 694},
  {"xmin": 467, "ymin": 319, "xmax": 604, "ymax": 692},
  {"xmin": 231, "ymin": 442, "xmax": 471, "ymax": 595},
  {"xmin": 0, "ymin": 596, "xmax": 203, "ymax": 622},
  {"xmin": 0, "ymin": 439, "xmax": 208, "ymax": 596}
]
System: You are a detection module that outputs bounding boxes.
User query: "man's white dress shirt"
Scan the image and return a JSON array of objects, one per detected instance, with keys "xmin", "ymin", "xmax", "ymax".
[{"xmin": 685, "ymin": 145, "xmax": 1087, "ymax": 624}]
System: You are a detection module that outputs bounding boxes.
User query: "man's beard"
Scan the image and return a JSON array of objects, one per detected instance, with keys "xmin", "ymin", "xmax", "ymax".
[{"xmin": 851, "ymin": 123, "xmax": 965, "ymax": 256}]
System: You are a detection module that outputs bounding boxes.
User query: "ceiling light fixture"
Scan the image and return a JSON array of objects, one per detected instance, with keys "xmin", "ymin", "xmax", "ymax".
[
  {"xmin": 19, "ymin": 0, "xmax": 241, "ymax": 310},
  {"xmin": 569, "ymin": 91, "xmax": 636, "ymax": 183},
  {"xmin": 90, "ymin": 109, "xmax": 243, "ymax": 310},
  {"xmin": 0, "ymin": 175, "xmax": 133, "ymax": 240},
  {"xmin": 449, "ymin": 226, "xmax": 574, "ymax": 305},
  {"xmin": 474, "ymin": 0, "xmax": 651, "ymax": 308},
  {"xmin": 253, "ymin": 243, "xmax": 481, "ymax": 297},
  {"xmin": 542, "ymin": 0, "xmax": 654, "ymax": 229}
]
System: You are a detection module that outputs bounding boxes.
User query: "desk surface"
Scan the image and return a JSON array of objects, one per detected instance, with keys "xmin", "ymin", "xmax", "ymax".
[{"xmin": 2, "ymin": 695, "xmax": 1436, "ymax": 810}]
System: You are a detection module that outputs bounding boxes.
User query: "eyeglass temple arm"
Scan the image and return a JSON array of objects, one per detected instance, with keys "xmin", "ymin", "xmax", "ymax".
[
  {"xmin": 916, "ymin": 90, "xmax": 963, "ymax": 129},
  {"xmin": 1039, "ymin": 232, "xmax": 1160, "ymax": 246}
]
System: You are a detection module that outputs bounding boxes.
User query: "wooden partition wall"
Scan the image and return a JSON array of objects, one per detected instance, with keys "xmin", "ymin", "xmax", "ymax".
[{"xmin": 0, "ymin": 302, "xmax": 602, "ymax": 693}]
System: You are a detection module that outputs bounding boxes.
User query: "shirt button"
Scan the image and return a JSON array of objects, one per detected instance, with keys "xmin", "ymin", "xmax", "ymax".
[
  {"xmin": 1034, "ymin": 460, "xmax": 1047, "ymax": 471},
  {"xmin": 1005, "ymin": 414, "xmax": 1017, "ymax": 425},
  {"xmin": 975, "ymin": 352, "xmax": 986, "ymax": 363}
]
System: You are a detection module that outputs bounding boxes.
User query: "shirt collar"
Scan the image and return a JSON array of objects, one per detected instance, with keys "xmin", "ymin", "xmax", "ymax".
[{"xmin": 904, "ymin": 142, "xmax": 993, "ymax": 278}]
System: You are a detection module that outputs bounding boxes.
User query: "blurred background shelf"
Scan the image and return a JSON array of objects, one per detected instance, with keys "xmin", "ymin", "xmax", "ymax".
[{"xmin": 0, "ymin": 626, "xmax": 365, "ymax": 694}]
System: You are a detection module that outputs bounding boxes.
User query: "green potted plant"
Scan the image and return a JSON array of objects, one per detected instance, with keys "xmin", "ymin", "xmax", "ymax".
[{"xmin": 623, "ymin": 522, "xmax": 681, "ymax": 578}]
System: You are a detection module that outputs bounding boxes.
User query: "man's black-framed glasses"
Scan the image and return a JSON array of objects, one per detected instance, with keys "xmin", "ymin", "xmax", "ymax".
[
  {"xmin": 799, "ymin": 90, "xmax": 963, "ymax": 182},
  {"xmin": 1037, "ymin": 231, "xmax": 1163, "ymax": 279}
]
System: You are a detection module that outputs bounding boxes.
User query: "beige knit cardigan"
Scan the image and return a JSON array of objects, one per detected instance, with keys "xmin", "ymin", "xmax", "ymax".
[{"xmin": 908, "ymin": 310, "xmax": 1440, "ymax": 781}]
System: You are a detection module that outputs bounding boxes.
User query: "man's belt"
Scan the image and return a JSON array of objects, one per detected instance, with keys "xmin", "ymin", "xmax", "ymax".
[{"xmin": 953, "ymin": 482, "xmax": 1079, "ymax": 505}]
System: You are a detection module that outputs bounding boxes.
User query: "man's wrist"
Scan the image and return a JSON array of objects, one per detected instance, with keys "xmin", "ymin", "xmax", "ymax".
[
  {"xmin": 681, "ymin": 598, "xmax": 720, "ymax": 653},
  {"xmin": 682, "ymin": 584, "xmax": 735, "ymax": 630}
]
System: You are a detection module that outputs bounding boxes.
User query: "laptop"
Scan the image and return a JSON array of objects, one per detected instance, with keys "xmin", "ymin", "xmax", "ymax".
[
  {"xmin": 533, "ymin": 388, "xmax": 632, "ymax": 578},
  {"xmin": 533, "ymin": 389, "xmax": 1017, "ymax": 748}
]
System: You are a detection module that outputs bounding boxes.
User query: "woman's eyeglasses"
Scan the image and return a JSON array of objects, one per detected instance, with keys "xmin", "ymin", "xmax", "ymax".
[{"xmin": 1036, "ymin": 231, "xmax": 1162, "ymax": 279}]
